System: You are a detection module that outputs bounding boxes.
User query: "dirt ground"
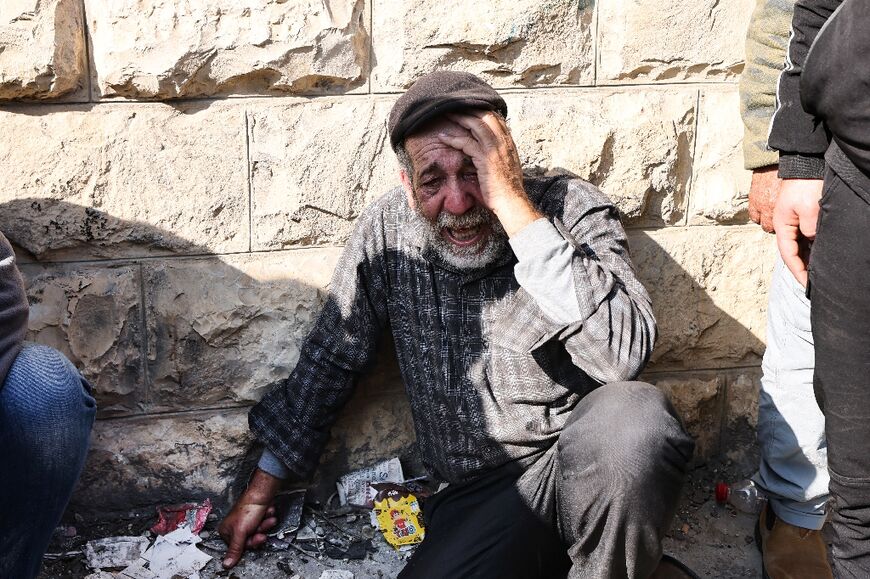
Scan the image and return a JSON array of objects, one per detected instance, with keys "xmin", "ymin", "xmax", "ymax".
[{"xmin": 39, "ymin": 454, "xmax": 772, "ymax": 578}]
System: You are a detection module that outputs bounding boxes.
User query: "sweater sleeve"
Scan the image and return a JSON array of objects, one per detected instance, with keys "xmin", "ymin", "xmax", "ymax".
[
  {"xmin": 739, "ymin": 0, "xmax": 796, "ymax": 170},
  {"xmin": 0, "ymin": 232, "xmax": 29, "ymax": 387}
]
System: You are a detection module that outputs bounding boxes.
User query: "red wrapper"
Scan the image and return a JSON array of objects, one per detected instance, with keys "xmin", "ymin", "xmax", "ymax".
[{"xmin": 150, "ymin": 498, "xmax": 212, "ymax": 536}]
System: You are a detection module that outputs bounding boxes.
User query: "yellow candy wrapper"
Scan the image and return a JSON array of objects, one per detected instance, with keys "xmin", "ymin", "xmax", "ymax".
[{"xmin": 371, "ymin": 483, "xmax": 425, "ymax": 549}]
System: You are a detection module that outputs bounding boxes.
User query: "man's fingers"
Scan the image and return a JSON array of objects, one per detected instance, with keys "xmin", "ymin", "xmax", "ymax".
[
  {"xmin": 445, "ymin": 111, "xmax": 503, "ymax": 148},
  {"xmin": 222, "ymin": 531, "xmax": 246, "ymax": 569},
  {"xmin": 799, "ymin": 213, "xmax": 817, "ymax": 240},
  {"xmin": 776, "ymin": 229, "xmax": 808, "ymax": 287},
  {"xmin": 437, "ymin": 132, "xmax": 480, "ymax": 159},
  {"xmin": 748, "ymin": 205, "xmax": 760, "ymax": 225},
  {"xmin": 257, "ymin": 516, "xmax": 278, "ymax": 533},
  {"xmin": 246, "ymin": 533, "xmax": 268, "ymax": 549}
]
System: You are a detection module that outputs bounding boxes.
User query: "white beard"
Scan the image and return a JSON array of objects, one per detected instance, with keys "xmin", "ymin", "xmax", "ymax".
[{"xmin": 413, "ymin": 203, "xmax": 510, "ymax": 271}]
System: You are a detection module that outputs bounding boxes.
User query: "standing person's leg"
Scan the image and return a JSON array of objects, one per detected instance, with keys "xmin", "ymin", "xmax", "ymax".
[
  {"xmin": 809, "ymin": 168, "xmax": 870, "ymax": 578},
  {"xmin": 755, "ymin": 255, "xmax": 831, "ymax": 577},
  {"xmin": 0, "ymin": 343, "xmax": 96, "ymax": 579},
  {"xmin": 555, "ymin": 382, "xmax": 694, "ymax": 579}
]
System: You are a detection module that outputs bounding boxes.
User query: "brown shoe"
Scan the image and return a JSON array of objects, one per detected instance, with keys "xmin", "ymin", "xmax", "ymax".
[{"xmin": 756, "ymin": 502, "xmax": 833, "ymax": 579}]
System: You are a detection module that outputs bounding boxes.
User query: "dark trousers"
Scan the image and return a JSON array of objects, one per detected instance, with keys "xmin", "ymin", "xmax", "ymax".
[
  {"xmin": 398, "ymin": 382, "xmax": 694, "ymax": 579},
  {"xmin": 810, "ymin": 164, "xmax": 870, "ymax": 579}
]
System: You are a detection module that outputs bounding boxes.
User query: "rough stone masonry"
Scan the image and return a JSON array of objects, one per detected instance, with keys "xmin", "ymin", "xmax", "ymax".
[{"xmin": 0, "ymin": 0, "xmax": 771, "ymax": 516}]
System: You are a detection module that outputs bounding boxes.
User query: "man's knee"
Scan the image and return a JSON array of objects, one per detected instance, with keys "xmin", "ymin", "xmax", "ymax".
[
  {"xmin": 559, "ymin": 382, "xmax": 694, "ymax": 481},
  {"xmin": 2, "ymin": 343, "xmax": 96, "ymax": 442}
]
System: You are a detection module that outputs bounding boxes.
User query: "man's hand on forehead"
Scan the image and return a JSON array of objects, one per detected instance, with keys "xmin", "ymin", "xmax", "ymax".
[{"xmin": 437, "ymin": 110, "xmax": 542, "ymax": 236}]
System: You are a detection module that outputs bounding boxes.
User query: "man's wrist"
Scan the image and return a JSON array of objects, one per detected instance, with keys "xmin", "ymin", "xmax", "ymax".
[
  {"xmin": 244, "ymin": 468, "xmax": 283, "ymax": 503},
  {"xmin": 492, "ymin": 192, "xmax": 543, "ymax": 237}
]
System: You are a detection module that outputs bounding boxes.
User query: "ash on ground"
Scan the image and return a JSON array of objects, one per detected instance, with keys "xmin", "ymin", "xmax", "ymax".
[{"xmin": 39, "ymin": 456, "xmax": 774, "ymax": 578}]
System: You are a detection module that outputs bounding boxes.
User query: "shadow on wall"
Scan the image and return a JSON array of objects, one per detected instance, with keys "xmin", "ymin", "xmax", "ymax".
[
  {"xmin": 0, "ymin": 176, "xmax": 767, "ymax": 518},
  {"xmin": 1, "ymin": 197, "xmax": 412, "ymax": 516}
]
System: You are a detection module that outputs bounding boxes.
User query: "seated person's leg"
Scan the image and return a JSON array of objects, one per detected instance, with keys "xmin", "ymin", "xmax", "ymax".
[
  {"xmin": 0, "ymin": 343, "xmax": 96, "ymax": 579},
  {"xmin": 398, "ymin": 465, "xmax": 570, "ymax": 579},
  {"xmin": 556, "ymin": 382, "xmax": 694, "ymax": 579}
]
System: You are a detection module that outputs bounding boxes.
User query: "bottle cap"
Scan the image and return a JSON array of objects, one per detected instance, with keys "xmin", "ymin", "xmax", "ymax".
[{"xmin": 714, "ymin": 482, "xmax": 729, "ymax": 504}]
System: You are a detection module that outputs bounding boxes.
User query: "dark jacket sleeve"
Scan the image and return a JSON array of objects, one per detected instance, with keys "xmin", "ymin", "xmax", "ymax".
[
  {"xmin": 739, "ymin": 0, "xmax": 795, "ymax": 170},
  {"xmin": 767, "ymin": 0, "xmax": 842, "ymax": 178},
  {"xmin": 0, "ymin": 233, "xmax": 29, "ymax": 387}
]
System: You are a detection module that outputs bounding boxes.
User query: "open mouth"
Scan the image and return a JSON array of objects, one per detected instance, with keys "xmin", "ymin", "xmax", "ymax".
[{"xmin": 443, "ymin": 224, "xmax": 487, "ymax": 247}]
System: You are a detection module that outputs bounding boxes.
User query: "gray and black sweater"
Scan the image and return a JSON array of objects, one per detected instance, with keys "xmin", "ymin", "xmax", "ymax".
[{"xmin": 0, "ymin": 232, "xmax": 28, "ymax": 387}]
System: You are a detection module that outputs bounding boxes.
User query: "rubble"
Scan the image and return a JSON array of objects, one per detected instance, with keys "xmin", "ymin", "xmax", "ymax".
[{"xmin": 269, "ymin": 490, "xmax": 307, "ymax": 540}]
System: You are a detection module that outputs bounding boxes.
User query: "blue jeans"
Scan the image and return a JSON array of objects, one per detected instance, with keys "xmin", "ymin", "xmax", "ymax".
[
  {"xmin": 0, "ymin": 343, "xmax": 96, "ymax": 579},
  {"xmin": 755, "ymin": 256, "xmax": 829, "ymax": 530}
]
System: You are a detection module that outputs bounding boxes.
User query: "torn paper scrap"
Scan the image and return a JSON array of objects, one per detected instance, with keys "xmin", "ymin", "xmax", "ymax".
[
  {"xmin": 336, "ymin": 458, "xmax": 404, "ymax": 507},
  {"xmin": 319, "ymin": 571, "xmax": 354, "ymax": 579},
  {"xmin": 141, "ymin": 527, "xmax": 211, "ymax": 578},
  {"xmin": 85, "ymin": 536, "xmax": 150, "ymax": 570}
]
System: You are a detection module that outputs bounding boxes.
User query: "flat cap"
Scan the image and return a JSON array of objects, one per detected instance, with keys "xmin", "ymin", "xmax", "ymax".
[{"xmin": 388, "ymin": 71, "xmax": 508, "ymax": 151}]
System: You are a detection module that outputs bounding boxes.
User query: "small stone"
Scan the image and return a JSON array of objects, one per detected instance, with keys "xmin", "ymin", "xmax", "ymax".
[{"xmin": 200, "ymin": 531, "xmax": 210, "ymax": 539}]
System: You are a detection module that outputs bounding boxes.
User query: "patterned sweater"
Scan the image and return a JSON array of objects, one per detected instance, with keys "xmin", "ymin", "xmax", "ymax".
[{"xmin": 250, "ymin": 176, "xmax": 656, "ymax": 484}]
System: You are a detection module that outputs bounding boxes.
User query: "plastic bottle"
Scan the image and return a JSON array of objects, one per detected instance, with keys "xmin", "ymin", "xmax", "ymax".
[{"xmin": 714, "ymin": 479, "xmax": 767, "ymax": 514}]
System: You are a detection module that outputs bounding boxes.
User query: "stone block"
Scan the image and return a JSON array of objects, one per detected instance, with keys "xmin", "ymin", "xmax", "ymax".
[
  {"xmin": 72, "ymin": 409, "xmax": 252, "ymax": 513},
  {"xmin": 505, "ymin": 89, "xmax": 696, "ymax": 226},
  {"xmin": 630, "ymin": 227, "xmax": 776, "ymax": 371},
  {"xmin": 598, "ymin": 0, "xmax": 754, "ymax": 83},
  {"xmin": 647, "ymin": 372, "xmax": 723, "ymax": 460},
  {"xmin": 690, "ymin": 90, "xmax": 753, "ymax": 224},
  {"xmin": 0, "ymin": 102, "xmax": 248, "ymax": 260},
  {"xmin": 0, "ymin": 0, "xmax": 87, "ymax": 100},
  {"xmin": 249, "ymin": 98, "xmax": 396, "ymax": 250},
  {"xmin": 144, "ymin": 249, "xmax": 341, "ymax": 411},
  {"xmin": 19, "ymin": 262, "xmax": 145, "ymax": 416},
  {"xmin": 86, "ymin": 0, "xmax": 369, "ymax": 100},
  {"xmin": 372, "ymin": 0, "xmax": 594, "ymax": 91},
  {"xmin": 726, "ymin": 370, "xmax": 760, "ymax": 429}
]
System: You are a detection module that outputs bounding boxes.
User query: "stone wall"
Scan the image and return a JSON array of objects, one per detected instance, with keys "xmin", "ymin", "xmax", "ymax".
[{"xmin": 0, "ymin": 0, "xmax": 771, "ymax": 515}]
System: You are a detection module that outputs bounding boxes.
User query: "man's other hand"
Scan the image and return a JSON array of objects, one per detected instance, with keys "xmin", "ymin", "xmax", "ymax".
[
  {"xmin": 748, "ymin": 165, "xmax": 781, "ymax": 233},
  {"xmin": 438, "ymin": 111, "xmax": 542, "ymax": 236},
  {"xmin": 218, "ymin": 469, "xmax": 281, "ymax": 568},
  {"xmin": 773, "ymin": 178, "xmax": 824, "ymax": 287}
]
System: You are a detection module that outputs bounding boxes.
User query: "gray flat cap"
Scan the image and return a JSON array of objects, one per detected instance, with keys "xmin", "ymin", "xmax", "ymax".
[{"xmin": 388, "ymin": 71, "xmax": 508, "ymax": 151}]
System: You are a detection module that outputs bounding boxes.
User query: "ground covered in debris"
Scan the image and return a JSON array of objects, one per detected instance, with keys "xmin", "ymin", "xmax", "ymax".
[{"xmin": 39, "ymin": 455, "xmax": 777, "ymax": 579}]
